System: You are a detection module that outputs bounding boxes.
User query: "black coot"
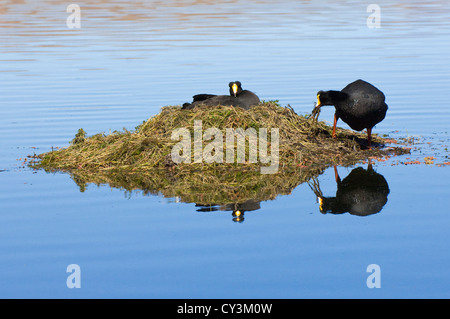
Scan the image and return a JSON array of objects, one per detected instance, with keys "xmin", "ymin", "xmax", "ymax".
[
  {"xmin": 313, "ymin": 79, "xmax": 388, "ymax": 148},
  {"xmin": 182, "ymin": 81, "xmax": 260, "ymax": 110}
]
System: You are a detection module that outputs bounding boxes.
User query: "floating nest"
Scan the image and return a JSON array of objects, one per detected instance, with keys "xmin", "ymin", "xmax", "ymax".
[{"xmin": 30, "ymin": 102, "xmax": 409, "ymax": 207}]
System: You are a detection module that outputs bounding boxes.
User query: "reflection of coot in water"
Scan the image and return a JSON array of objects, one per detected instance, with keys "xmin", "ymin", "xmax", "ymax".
[
  {"xmin": 310, "ymin": 165, "xmax": 389, "ymax": 216},
  {"xmin": 195, "ymin": 199, "xmax": 261, "ymax": 222},
  {"xmin": 227, "ymin": 200, "xmax": 261, "ymax": 223}
]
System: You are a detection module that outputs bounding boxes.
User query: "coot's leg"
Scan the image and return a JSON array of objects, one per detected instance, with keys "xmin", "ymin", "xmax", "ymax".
[
  {"xmin": 332, "ymin": 113, "xmax": 339, "ymax": 138},
  {"xmin": 333, "ymin": 165, "xmax": 341, "ymax": 183}
]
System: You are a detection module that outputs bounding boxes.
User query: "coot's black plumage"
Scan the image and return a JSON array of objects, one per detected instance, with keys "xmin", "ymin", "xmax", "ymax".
[
  {"xmin": 313, "ymin": 79, "xmax": 388, "ymax": 148},
  {"xmin": 182, "ymin": 81, "xmax": 260, "ymax": 110},
  {"xmin": 195, "ymin": 199, "xmax": 260, "ymax": 223},
  {"xmin": 318, "ymin": 165, "xmax": 390, "ymax": 216}
]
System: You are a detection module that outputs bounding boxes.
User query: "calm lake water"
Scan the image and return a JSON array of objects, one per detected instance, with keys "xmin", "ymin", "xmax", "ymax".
[{"xmin": 1, "ymin": 0, "xmax": 449, "ymax": 298}]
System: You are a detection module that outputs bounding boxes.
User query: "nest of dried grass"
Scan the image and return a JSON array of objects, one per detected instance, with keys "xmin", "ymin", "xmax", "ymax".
[{"xmin": 33, "ymin": 102, "xmax": 405, "ymax": 171}]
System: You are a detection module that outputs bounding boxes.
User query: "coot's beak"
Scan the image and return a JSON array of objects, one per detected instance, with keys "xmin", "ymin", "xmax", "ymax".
[
  {"xmin": 232, "ymin": 83, "xmax": 238, "ymax": 97},
  {"xmin": 233, "ymin": 210, "xmax": 243, "ymax": 222},
  {"xmin": 316, "ymin": 94, "xmax": 322, "ymax": 108},
  {"xmin": 318, "ymin": 197, "xmax": 323, "ymax": 211}
]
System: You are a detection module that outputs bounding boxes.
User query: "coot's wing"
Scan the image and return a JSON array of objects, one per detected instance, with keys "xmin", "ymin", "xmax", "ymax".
[
  {"xmin": 237, "ymin": 90, "xmax": 260, "ymax": 109},
  {"xmin": 342, "ymin": 79, "xmax": 386, "ymax": 104},
  {"xmin": 341, "ymin": 79, "xmax": 388, "ymax": 125},
  {"xmin": 182, "ymin": 94, "xmax": 219, "ymax": 109},
  {"xmin": 192, "ymin": 94, "xmax": 217, "ymax": 102},
  {"xmin": 189, "ymin": 95, "xmax": 238, "ymax": 107}
]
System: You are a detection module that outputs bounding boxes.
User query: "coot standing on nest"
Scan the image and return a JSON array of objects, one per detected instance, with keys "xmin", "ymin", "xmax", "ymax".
[
  {"xmin": 182, "ymin": 81, "xmax": 260, "ymax": 110},
  {"xmin": 312, "ymin": 79, "xmax": 388, "ymax": 148}
]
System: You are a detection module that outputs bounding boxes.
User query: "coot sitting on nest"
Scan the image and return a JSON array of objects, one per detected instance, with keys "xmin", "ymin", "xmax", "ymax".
[
  {"xmin": 182, "ymin": 81, "xmax": 260, "ymax": 110},
  {"xmin": 312, "ymin": 79, "xmax": 388, "ymax": 148}
]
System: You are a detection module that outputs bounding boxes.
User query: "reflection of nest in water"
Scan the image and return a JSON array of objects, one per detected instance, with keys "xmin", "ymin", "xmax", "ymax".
[{"xmin": 68, "ymin": 166, "xmax": 325, "ymax": 206}]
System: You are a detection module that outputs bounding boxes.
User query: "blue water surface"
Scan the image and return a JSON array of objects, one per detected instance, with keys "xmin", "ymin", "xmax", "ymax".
[{"xmin": 0, "ymin": 0, "xmax": 449, "ymax": 298}]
